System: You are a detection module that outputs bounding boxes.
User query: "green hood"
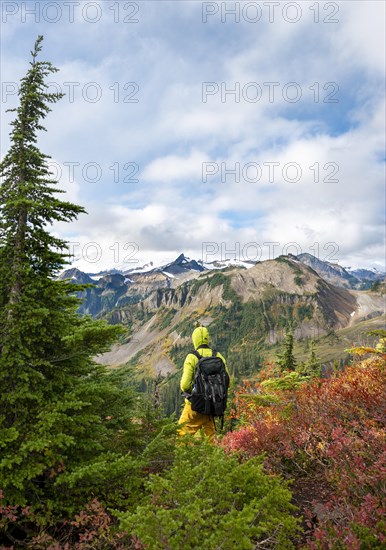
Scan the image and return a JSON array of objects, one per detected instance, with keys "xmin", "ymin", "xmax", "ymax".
[{"xmin": 192, "ymin": 326, "xmax": 209, "ymax": 350}]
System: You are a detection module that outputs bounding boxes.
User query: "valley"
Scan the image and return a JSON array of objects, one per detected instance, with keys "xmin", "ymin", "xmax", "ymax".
[{"xmin": 60, "ymin": 253, "xmax": 385, "ymax": 409}]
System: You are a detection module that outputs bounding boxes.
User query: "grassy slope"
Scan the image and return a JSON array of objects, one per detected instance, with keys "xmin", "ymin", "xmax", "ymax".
[{"xmin": 292, "ymin": 314, "xmax": 386, "ymax": 364}]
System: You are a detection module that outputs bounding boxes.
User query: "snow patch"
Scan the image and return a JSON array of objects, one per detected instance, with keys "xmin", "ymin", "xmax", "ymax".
[
  {"xmin": 89, "ymin": 275, "xmax": 104, "ymax": 281},
  {"xmin": 203, "ymin": 258, "xmax": 256, "ymax": 270},
  {"xmin": 162, "ymin": 271, "xmax": 176, "ymax": 279}
]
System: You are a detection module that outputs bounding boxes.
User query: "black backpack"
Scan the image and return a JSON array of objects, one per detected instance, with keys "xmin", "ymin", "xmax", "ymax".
[{"xmin": 189, "ymin": 350, "xmax": 230, "ymax": 426}]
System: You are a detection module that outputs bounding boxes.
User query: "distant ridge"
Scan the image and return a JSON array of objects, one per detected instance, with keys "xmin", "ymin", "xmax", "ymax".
[
  {"xmin": 296, "ymin": 253, "xmax": 384, "ymax": 290},
  {"xmin": 60, "ymin": 253, "xmax": 385, "ymax": 290}
]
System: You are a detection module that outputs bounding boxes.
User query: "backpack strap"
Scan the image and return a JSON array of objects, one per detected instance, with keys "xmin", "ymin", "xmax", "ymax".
[{"xmin": 192, "ymin": 349, "xmax": 218, "ymax": 358}]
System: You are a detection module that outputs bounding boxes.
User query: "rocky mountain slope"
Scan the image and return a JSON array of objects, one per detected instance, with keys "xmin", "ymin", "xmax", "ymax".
[
  {"xmin": 59, "ymin": 254, "xmax": 205, "ymax": 317},
  {"xmin": 58, "ymin": 253, "xmax": 385, "ymax": 404},
  {"xmin": 60, "ymin": 254, "xmax": 384, "ymax": 320},
  {"xmin": 296, "ymin": 253, "xmax": 384, "ymax": 289},
  {"xmin": 91, "ymin": 256, "xmax": 384, "ymax": 378}
]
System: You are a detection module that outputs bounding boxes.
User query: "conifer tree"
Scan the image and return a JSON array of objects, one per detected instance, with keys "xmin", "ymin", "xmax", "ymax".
[
  {"xmin": 0, "ymin": 36, "xmax": 123, "ymax": 507},
  {"xmin": 276, "ymin": 326, "xmax": 297, "ymax": 371},
  {"xmin": 304, "ymin": 339, "xmax": 322, "ymax": 376}
]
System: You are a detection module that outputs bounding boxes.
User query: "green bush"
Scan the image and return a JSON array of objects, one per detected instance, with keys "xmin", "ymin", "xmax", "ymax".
[{"xmin": 118, "ymin": 441, "xmax": 299, "ymax": 549}]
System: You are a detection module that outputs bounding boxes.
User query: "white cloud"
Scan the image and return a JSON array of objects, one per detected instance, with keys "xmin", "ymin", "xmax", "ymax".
[
  {"xmin": 142, "ymin": 149, "xmax": 209, "ymax": 182},
  {"xmin": 334, "ymin": 1, "xmax": 386, "ymax": 74},
  {"xmin": 1, "ymin": 1, "xmax": 385, "ymax": 271}
]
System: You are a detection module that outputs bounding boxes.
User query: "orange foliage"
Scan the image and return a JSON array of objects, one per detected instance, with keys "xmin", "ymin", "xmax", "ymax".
[{"xmin": 222, "ymin": 356, "xmax": 386, "ymax": 547}]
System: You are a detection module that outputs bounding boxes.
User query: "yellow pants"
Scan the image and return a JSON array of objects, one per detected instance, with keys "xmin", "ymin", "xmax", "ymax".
[{"xmin": 178, "ymin": 401, "xmax": 215, "ymax": 442}]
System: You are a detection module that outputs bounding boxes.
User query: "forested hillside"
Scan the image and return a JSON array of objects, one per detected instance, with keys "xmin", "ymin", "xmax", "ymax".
[{"xmin": 1, "ymin": 38, "xmax": 385, "ymax": 549}]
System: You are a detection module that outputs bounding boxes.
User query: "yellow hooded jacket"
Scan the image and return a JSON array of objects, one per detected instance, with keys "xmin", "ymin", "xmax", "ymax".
[{"xmin": 180, "ymin": 326, "xmax": 228, "ymax": 397}]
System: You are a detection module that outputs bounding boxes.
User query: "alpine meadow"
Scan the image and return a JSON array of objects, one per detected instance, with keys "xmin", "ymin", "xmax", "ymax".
[{"xmin": 0, "ymin": 37, "xmax": 385, "ymax": 550}]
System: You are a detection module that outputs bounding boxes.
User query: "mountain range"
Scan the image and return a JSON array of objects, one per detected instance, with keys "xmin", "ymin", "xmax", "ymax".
[
  {"xmin": 60, "ymin": 252, "xmax": 385, "ymax": 319},
  {"xmin": 59, "ymin": 253, "xmax": 385, "ymax": 400},
  {"xmin": 296, "ymin": 253, "xmax": 384, "ymax": 289}
]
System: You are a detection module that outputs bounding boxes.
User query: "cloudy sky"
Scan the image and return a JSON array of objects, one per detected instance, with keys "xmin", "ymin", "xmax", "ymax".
[{"xmin": 1, "ymin": 0, "xmax": 385, "ymax": 271}]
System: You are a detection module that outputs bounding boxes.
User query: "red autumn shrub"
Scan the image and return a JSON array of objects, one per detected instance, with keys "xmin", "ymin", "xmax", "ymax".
[
  {"xmin": 222, "ymin": 356, "xmax": 386, "ymax": 547},
  {"xmin": 0, "ymin": 492, "xmax": 130, "ymax": 549}
]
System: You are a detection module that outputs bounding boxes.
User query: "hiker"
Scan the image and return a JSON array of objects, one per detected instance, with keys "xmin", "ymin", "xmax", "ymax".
[{"xmin": 178, "ymin": 326, "xmax": 229, "ymax": 441}]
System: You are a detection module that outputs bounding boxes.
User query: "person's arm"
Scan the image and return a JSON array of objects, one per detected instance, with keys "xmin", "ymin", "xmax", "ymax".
[
  {"xmin": 217, "ymin": 351, "xmax": 229, "ymax": 374},
  {"xmin": 180, "ymin": 353, "xmax": 198, "ymax": 393}
]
